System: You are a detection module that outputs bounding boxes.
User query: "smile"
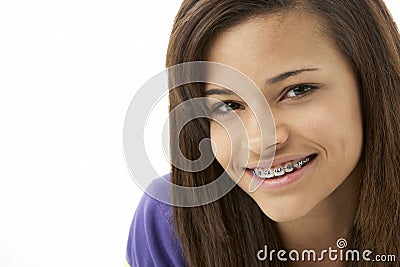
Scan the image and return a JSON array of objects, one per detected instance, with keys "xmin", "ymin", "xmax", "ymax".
[{"xmin": 251, "ymin": 154, "xmax": 317, "ymax": 179}]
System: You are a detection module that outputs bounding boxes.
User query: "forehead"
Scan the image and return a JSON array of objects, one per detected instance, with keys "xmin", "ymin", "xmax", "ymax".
[{"xmin": 205, "ymin": 11, "xmax": 337, "ymax": 78}]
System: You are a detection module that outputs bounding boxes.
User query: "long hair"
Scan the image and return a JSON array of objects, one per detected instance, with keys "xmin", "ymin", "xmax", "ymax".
[{"xmin": 166, "ymin": 1, "xmax": 400, "ymax": 266}]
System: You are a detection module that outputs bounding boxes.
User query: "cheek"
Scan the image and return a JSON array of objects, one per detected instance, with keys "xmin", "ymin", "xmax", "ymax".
[
  {"xmin": 210, "ymin": 118, "xmax": 256, "ymax": 182},
  {"xmin": 298, "ymin": 96, "xmax": 363, "ymax": 187},
  {"xmin": 210, "ymin": 123, "xmax": 232, "ymax": 169},
  {"xmin": 320, "ymin": 101, "xmax": 362, "ymax": 157},
  {"xmin": 295, "ymin": 87, "xmax": 362, "ymax": 154}
]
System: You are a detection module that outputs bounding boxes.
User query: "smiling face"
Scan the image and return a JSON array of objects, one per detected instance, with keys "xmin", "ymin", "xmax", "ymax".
[{"xmin": 205, "ymin": 11, "xmax": 363, "ymax": 222}]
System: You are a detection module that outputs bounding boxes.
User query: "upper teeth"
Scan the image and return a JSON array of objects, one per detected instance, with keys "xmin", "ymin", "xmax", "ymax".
[{"xmin": 252, "ymin": 156, "xmax": 312, "ymax": 179}]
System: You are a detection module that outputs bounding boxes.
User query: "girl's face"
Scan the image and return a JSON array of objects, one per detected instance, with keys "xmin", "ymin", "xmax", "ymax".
[{"xmin": 205, "ymin": 12, "xmax": 363, "ymax": 222}]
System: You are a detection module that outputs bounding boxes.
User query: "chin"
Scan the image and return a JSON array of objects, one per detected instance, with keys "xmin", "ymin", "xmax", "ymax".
[{"xmin": 257, "ymin": 200, "xmax": 314, "ymax": 223}]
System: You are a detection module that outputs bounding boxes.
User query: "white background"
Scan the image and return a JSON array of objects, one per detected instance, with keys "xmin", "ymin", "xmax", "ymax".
[{"xmin": 0, "ymin": 1, "xmax": 399, "ymax": 266}]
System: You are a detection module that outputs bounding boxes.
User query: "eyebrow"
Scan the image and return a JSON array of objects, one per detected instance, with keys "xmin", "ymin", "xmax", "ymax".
[
  {"xmin": 267, "ymin": 68, "xmax": 320, "ymax": 85},
  {"xmin": 204, "ymin": 68, "xmax": 320, "ymax": 96},
  {"xmin": 205, "ymin": 88, "xmax": 235, "ymax": 96}
]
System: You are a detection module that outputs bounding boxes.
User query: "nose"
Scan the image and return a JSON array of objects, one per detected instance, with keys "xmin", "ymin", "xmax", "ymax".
[{"xmin": 247, "ymin": 112, "xmax": 289, "ymax": 157}]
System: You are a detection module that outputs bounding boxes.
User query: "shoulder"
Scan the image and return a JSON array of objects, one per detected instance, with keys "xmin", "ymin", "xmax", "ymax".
[{"xmin": 126, "ymin": 174, "xmax": 186, "ymax": 267}]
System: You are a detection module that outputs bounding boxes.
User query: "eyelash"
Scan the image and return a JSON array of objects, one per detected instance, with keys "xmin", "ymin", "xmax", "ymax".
[
  {"xmin": 281, "ymin": 84, "xmax": 318, "ymax": 101},
  {"xmin": 209, "ymin": 84, "xmax": 318, "ymax": 117},
  {"xmin": 210, "ymin": 101, "xmax": 245, "ymax": 117}
]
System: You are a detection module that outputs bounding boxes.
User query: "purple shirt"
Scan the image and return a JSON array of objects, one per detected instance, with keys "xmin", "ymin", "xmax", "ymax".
[{"xmin": 126, "ymin": 174, "xmax": 187, "ymax": 267}]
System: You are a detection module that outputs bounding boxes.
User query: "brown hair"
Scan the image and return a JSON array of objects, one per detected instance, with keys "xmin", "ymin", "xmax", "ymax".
[{"xmin": 166, "ymin": 0, "xmax": 400, "ymax": 266}]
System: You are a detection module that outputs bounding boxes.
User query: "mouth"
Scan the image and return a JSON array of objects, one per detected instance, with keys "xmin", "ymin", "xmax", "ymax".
[{"xmin": 248, "ymin": 153, "xmax": 318, "ymax": 179}]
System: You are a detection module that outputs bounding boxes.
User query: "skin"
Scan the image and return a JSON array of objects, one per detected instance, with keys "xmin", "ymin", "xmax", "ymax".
[{"xmin": 205, "ymin": 11, "xmax": 363, "ymax": 266}]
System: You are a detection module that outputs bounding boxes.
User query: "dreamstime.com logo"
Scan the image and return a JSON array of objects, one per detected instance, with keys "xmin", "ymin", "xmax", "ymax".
[
  {"xmin": 123, "ymin": 61, "xmax": 276, "ymax": 207},
  {"xmin": 257, "ymin": 238, "xmax": 397, "ymax": 263}
]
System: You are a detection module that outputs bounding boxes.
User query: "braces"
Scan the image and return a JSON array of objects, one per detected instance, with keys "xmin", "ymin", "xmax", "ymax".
[{"xmin": 253, "ymin": 156, "xmax": 313, "ymax": 179}]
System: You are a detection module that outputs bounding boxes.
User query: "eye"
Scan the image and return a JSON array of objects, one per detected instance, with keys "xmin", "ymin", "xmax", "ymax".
[
  {"xmin": 283, "ymin": 84, "xmax": 318, "ymax": 100},
  {"xmin": 210, "ymin": 101, "xmax": 245, "ymax": 116}
]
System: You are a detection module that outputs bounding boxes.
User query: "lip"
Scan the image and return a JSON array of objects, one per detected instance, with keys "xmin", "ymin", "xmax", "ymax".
[
  {"xmin": 247, "ymin": 154, "xmax": 312, "ymax": 170},
  {"xmin": 246, "ymin": 154, "xmax": 318, "ymax": 190}
]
